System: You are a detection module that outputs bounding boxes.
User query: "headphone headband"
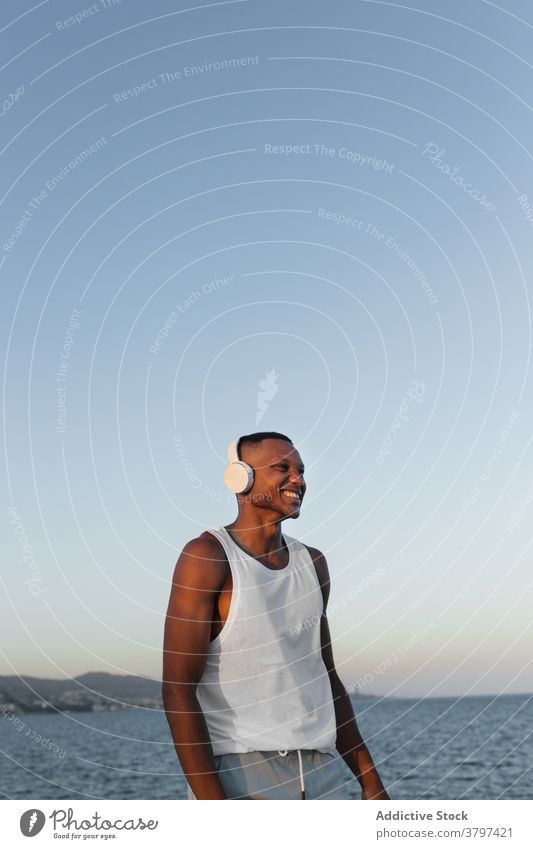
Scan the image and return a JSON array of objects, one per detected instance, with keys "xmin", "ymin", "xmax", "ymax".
[{"xmin": 226, "ymin": 438, "xmax": 241, "ymax": 464}]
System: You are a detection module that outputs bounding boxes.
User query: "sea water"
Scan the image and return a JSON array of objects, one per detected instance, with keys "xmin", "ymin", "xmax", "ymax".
[{"xmin": 0, "ymin": 694, "xmax": 531, "ymax": 799}]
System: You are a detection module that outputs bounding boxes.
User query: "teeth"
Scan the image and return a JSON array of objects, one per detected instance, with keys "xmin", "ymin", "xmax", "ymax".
[{"xmin": 282, "ymin": 491, "xmax": 300, "ymax": 500}]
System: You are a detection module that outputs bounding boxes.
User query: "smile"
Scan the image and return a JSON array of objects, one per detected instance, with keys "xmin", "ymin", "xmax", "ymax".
[{"xmin": 281, "ymin": 490, "xmax": 302, "ymax": 505}]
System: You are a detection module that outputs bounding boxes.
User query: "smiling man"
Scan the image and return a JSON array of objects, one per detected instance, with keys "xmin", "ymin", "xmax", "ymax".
[{"xmin": 162, "ymin": 431, "xmax": 389, "ymax": 800}]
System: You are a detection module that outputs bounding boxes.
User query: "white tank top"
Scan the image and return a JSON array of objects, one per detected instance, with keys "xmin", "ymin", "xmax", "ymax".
[{"xmin": 196, "ymin": 526, "xmax": 337, "ymax": 755}]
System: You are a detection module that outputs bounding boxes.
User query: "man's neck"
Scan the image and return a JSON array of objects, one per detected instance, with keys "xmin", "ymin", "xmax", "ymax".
[{"xmin": 225, "ymin": 515, "xmax": 284, "ymax": 557}]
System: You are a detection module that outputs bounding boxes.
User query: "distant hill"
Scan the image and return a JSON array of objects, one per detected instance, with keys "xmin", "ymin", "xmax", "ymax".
[
  {"xmin": 0, "ymin": 672, "xmax": 376, "ymax": 715},
  {"xmin": 0, "ymin": 672, "xmax": 162, "ymax": 714}
]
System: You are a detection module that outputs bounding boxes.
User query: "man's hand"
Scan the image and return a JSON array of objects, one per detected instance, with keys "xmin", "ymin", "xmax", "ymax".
[{"xmin": 361, "ymin": 781, "xmax": 391, "ymax": 800}]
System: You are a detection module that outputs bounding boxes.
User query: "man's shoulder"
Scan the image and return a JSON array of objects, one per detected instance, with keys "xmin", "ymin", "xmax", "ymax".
[
  {"xmin": 299, "ymin": 542, "xmax": 330, "ymax": 587},
  {"xmin": 301, "ymin": 542, "xmax": 325, "ymax": 560},
  {"xmin": 175, "ymin": 531, "xmax": 230, "ymax": 591},
  {"xmin": 182, "ymin": 530, "xmax": 228, "ymax": 561}
]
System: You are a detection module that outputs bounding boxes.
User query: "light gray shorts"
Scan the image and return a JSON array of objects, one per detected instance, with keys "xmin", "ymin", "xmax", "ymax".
[{"xmin": 187, "ymin": 749, "xmax": 361, "ymax": 800}]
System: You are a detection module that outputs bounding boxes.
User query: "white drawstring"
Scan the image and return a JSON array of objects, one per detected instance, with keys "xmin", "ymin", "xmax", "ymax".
[
  {"xmin": 277, "ymin": 749, "xmax": 305, "ymax": 799},
  {"xmin": 297, "ymin": 749, "xmax": 306, "ymax": 800}
]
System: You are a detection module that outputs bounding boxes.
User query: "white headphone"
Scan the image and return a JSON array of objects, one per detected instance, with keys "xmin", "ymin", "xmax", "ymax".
[{"xmin": 223, "ymin": 438, "xmax": 254, "ymax": 493}]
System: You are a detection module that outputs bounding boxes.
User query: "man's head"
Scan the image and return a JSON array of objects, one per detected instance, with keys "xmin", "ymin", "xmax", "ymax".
[{"xmin": 233, "ymin": 432, "xmax": 306, "ymax": 520}]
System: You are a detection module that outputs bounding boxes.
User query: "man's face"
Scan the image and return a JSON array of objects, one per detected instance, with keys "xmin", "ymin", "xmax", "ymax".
[{"xmin": 239, "ymin": 439, "xmax": 306, "ymax": 518}]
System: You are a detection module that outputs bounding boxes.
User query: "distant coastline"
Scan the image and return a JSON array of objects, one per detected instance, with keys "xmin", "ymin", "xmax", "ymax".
[
  {"xmin": 0, "ymin": 672, "xmax": 379, "ymax": 715},
  {"xmin": 0, "ymin": 672, "xmax": 163, "ymax": 715}
]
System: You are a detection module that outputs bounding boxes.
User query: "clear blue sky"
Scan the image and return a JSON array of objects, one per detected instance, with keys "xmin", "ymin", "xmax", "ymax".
[{"xmin": 2, "ymin": 0, "xmax": 533, "ymax": 697}]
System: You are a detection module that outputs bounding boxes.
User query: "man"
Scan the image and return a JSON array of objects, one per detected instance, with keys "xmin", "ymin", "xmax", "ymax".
[{"xmin": 162, "ymin": 432, "xmax": 389, "ymax": 800}]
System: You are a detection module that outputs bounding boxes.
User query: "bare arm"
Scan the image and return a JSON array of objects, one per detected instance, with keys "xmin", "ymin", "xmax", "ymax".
[
  {"xmin": 307, "ymin": 546, "xmax": 390, "ymax": 801},
  {"xmin": 162, "ymin": 535, "xmax": 229, "ymax": 800}
]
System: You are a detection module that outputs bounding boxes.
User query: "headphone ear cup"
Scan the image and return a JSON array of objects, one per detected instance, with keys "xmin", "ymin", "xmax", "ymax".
[{"xmin": 224, "ymin": 462, "xmax": 254, "ymax": 494}]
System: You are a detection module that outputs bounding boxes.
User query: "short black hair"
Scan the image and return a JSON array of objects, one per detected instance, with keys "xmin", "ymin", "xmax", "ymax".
[{"xmin": 238, "ymin": 431, "xmax": 293, "ymax": 456}]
